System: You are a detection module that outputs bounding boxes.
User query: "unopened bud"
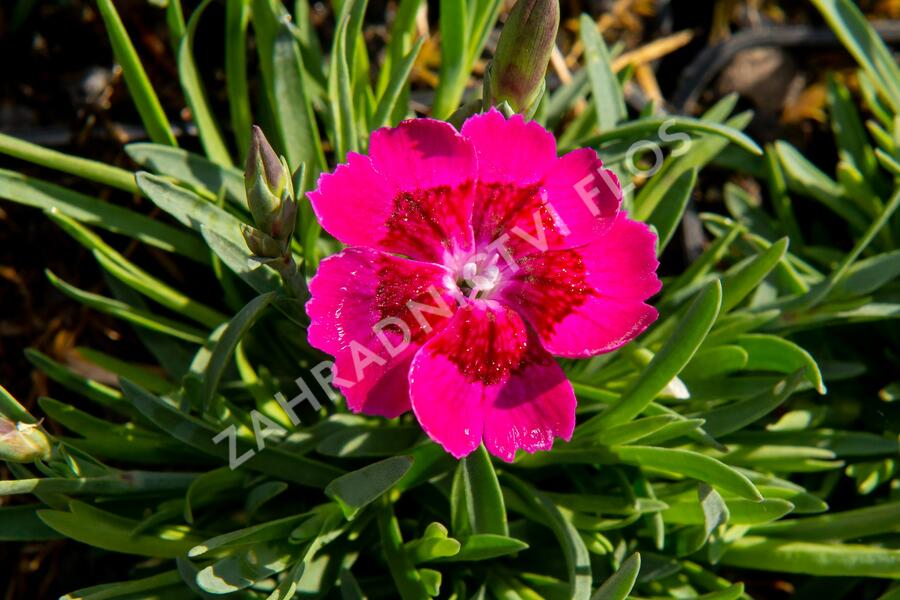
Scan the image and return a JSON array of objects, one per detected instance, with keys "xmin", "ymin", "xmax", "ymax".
[
  {"xmin": 487, "ymin": 0, "xmax": 559, "ymax": 116},
  {"xmin": 245, "ymin": 126, "xmax": 296, "ymax": 241},
  {"xmin": 242, "ymin": 224, "xmax": 287, "ymax": 260},
  {"xmin": 0, "ymin": 418, "xmax": 51, "ymax": 463}
]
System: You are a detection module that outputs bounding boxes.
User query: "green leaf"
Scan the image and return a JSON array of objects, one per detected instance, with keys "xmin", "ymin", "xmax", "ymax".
[
  {"xmin": 581, "ymin": 14, "xmax": 625, "ymax": 131},
  {"xmin": 0, "ymin": 383, "xmax": 35, "ymax": 423},
  {"xmin": 25, "ymin": 349, "xmax": 131, "ymax": 417},
  {"xmin": 179, "ymin": 0, "xmax": 233, "ymax": 166},
  {"xmin": 95, "ymin": 0, "xmax": 177, "ymax": 146},
  {"xmin": 810, "ymin": 0, "xmax": 900, "ymax": 113},
  {"xmin": 201, "ymin": 292, "xmax": 275, "ymax": 411},
  {"xmin": 503, "ymin": 475, "xmax": 592, "ymax": 600},
  {"xmin": 75, "ymin": 347, "xmax": 172, "ymax": 394},
  {"xmin": 126, "ymin": 144, "xmax": 245, "ymax": 208},
  {"xmin": 439, "ymin": 534, "xmax": 529, "ymax": 562},
  {"xmin": 720, "ymin": 237, "xmax": 788, "ymax": 312},
  {"xmin": 586, "ymin": 280, "xmax": 722, "ymax": 429},
  {"xmin": 775, "ymin": 140, "xmax": 868, "ymax": 230},
  {"xmin": 273, "ymin": 17, "xmax": 326, "ymax": 174},
  {"xmin": 431, "ymin": 0, "xmax": 467, "ymax": 120},
  {"xmin": 225, "ymin": 0, "xmax": 253, "ymax": 160},
  {"xmin": 587, "ymin": 117, "xmax": 763, "ymax": 156},
  {"xmin": 737, "ymin": 335, "xmax": 825, "ymax": 394},
  {"xmin": 135, "ymin": 172, "xmax": 247, "ymax": 253},
  {"xmin": 0, "ymin": 169, "xmax": 206, "ymax": 261},
  {"xmin": 635, "ymin": 108, "xmax": 752, "ymax": 221},
  {"xmin": 590, "ymin": 553, "xmax": 640, "ymax": 600},
  {"xmin": 316, "ymin": 426, "xmax": 420, "ymax": 458},
  {"xmin": 189, "ymin": 512, "xmax": 311, "ymax": 557},
  {"xmin": 460, "ymin": 444, "xmax": 508, "ymax": 535},
  {"xmin": 0, "ymin": 132, "xmax": 137, "ymax": 193},
  {"xmin": 372, "ymin": 36, "xmax": 425, "ymax": 128},
  {"xmin": 646, "ymin": 168, "xmax": 696, "ymax": 254},
  {"xmin": 0, "ymin": 505, "xmax": 62, "ymax": 541},
  {"xmin": 377, "ymin": 500, "xmax": 431, "ymax": 600},
  {"xmin": 682, "ymin": 345, "xmax": 748, "ymax": 379},
  {"xmin": 752, "ymin": 502, "xmax": 900, "ymax": 541},
  {"xmin": 333, "ymin": 17, "xmax": 358, "ymax": 164},
  {"xmin": 45, "ymin": 269, "xmax": 207, "ymax": 345},
  {"xmin": 122, "ymin": 379, "xmax": 343, "ymax": 488},
  {"xmin": 663, "ymin": 498, "xmax": 794, "ymax": 526},
  {"xmin": 326, "ymin": 456, "xmax": 414, "ymax": 519},
  {"xmin": 38, "ymin": 501, "xmax": 201, "ymax": 558},
  {"xmin": 700, "ymin": 371, "xmax": 806, "ymax": 438},
  {"xmin": 721, "ymin": 536, "xmax": 900, "ymax": 578},
  {"xmin": 614, "ymin": 446, "xmax": 762, "ymax": 501},
  {"xmin": 47, "ymin": 211, "xmax": 227, "ymax": 328}
]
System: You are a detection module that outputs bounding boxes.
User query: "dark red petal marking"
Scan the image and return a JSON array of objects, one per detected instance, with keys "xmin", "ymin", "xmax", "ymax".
[
  {"xmin": 382, "ymin": 183, "xmax": 475, "ymax": 262},
  {"xmin": 472, "ymin": 182, "xmax": 569, "ymax": 252},
  {"xmin": 427, "ymin": 302, "xmax": 551, "ymax": 385},
  {"xmin": 374, "ymin": 254, "xmax": 454, "ymax": 344},
  {"xmin": 502, "ymin": 249, "xmax": 594, "ymax": 338}
]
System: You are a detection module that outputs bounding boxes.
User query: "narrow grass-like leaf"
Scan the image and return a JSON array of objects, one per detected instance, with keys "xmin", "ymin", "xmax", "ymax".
[
  {"xmin": 581, "ymin": 14, "xmax": 625, "ymax": 131},
  {"xmin": 810, "ymin": 0, "xmax": 900, "ymax": 112},
  {"xmin": 462, "ymin": 444, "xmax": 508, "ymax": 536},
  {"xmin": 646, "ymin": 167, "xmax": 696, "ymax": 253},
  {"xmin": 0, "ymin": 384, "xmax": 35, "ymax": 423},
  {"xmin": 590, "ymin": 553, "xmax": 640, "ymax": 600},
  {"xmin": 752, "ymin": 502, "xmax": 900, "ymax": 541},
  {"xmin": 0, "ymin": 132, "xmax": 137, "ymax": 193},
  {"xmin": 614, "ymin": 446, "xmax": 762, "ymax": 501},
  {"xmin": 0, "ymin": 169, "xmax": 206, "ymax": 260},
  {"xmin": 720, "ymin": 237, "xmax": 788, "ymax": 312},
  {"xmin": 439, "ymin": 534, "xmax": 528, "ymax": 562},
  {"xmin": 701, "ymin": 371, "xmax": 805, "ymax": 438},
  {"xmin": 328, "ymin": 12, "xmax": 358, "ymax": 163},
  {"xmin": 225, "ymin": 0, "xmax": 252, "ymax": 160},
  {"xmin": 179, "ymin": 0, "xmax": 233, "ymax": 166},
  {"xmin": 431, "ymin": 0, "xmax": 467, "ymax": 120},
  {"xmin": 372, "ymin": 37, "xmax": 425, "ymax": 128},
  {"xmin": 95, "ymin": 0, "xmax": 177, "ymax": 146},
  {"xmin": 721, "ymin": 536, "xmax": 900, "ymax": 578},
  {"xmin": 587, "ymin": 280, "xmax": 722, "ymax": 429},
  {"xmin": 0, "ymin": 505, "xmax": 62, "ymax": 541},
  {"xmin": 126, "ymin": 144, "xmax": 245, "ymax": 207},
  {"xmin": 274, "ymin": 17, "xmax": 326, "ymax": 174},
  {"xmin": 45, "ymin": 270, "xmax": 207, "ymax": 345},
  {"xmin": 503, "ymin": 475, "xmax": 592, "ymax": 600},
  {"xmin": 377, "ymin": 499, "xmax": 431, "ymax": 599},
  {"xmin": 200, "ymin": 292, "xmax": 275, "ymax": 411},
  {"xmin": 587, "ymin": 118, "xmax": 762, "ymax": 156},
  {"xmin": 38, "ymin": 501, "xmax": 201, "ymax": 558},
  {"xmin": 737, "ymin": 335, "xmax": 825, "ymax": 393},
  {"xmin": 122, "ymin": 379, "xmax": 343, "ymax": 488},
  {"xmin": 326, "ymin": 457, "xmax": 414, "ymax": 519}
]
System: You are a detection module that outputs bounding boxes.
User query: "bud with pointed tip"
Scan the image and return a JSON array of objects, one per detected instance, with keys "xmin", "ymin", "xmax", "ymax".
[
  {"xmin": 0, "ymin": 418, "xmax": 51, "ymax": 463},
  {"xmin": 487, "ymin": 0, "xmax": 559, "ymax": 116},
  {"xmin": 245, "ymin": 126, "xmax": 296, "ymax": 245}
]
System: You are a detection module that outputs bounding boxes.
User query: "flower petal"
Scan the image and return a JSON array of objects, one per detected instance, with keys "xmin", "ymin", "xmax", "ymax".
[
  {"xmin": 501, "ymin": 214, "xmax": 661, "ymax": 357},
  {"xmin": 308, "ymin": 118, "xmax": 477, "ymax": 262},
  {"xmin": 409, "ymin": 301, "xmax": 575, "ymax": 461},
  {"xmin": 307, "ymin": 247, "xmax": 456, "ymax": 417},
  {"xmin": 461, "ymin": 109, "xmax": 557, "ymax": 186},
  {"xmin": 459, "ymin": 110, "xmax": 621, "ymax": 255}
]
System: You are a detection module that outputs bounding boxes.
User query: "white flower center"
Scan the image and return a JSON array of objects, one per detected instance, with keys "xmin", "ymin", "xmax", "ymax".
[{"xmin": 443, "ymin": 248, "xmax": 505, "ymax": 299}]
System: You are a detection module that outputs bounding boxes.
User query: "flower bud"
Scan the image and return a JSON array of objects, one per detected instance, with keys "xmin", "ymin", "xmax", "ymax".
[
  {"xmin": 0, "ymin": 418, "xmax": 51, "ymax": 463},
  {"xmin": 487, "ymin": 0, "xmax": 559, "ymax": 115},
  {"xmin": 245, "ymin": 126, "xmax": 296, "ymax": 242}
]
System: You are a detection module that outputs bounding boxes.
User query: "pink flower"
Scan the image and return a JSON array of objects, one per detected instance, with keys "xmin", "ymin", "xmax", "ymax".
[{"xmin": 306, "ymin": 109, "xmax": 661, "ymax": 462}]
